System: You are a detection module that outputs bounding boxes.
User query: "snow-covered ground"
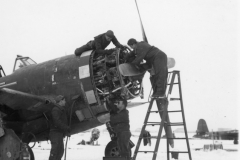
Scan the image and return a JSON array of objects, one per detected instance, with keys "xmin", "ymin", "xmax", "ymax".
[
  {"xmin": 31, "ymin": 130, "xmax": 239, "ymax": 160},
  {"xmin": 31, "ymin": 102, "xmax": 239, "ymax": 160}
]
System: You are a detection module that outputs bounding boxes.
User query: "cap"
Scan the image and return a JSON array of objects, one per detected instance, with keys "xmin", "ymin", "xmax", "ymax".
[
  {"xmin": 55, "ymin": 95, "xmax": 64, "ymax": 103},
  {"xmin": 105, "ymin": 30, "xmax": 114, "ymax": 38},
  {"xmin": 127, "ymin": 38, "xmax": 137, "ymax": 46}
]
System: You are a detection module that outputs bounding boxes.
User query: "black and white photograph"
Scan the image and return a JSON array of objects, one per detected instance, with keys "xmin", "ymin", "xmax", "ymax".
[{"xmin": 0, "ymin": 0, "xmax": 239, "ymax": 160}]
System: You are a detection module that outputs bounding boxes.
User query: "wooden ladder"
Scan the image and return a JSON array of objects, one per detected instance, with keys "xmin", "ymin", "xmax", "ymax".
[{"xmin": 132, "ymin": 70, "xmax": 192, "ymax": 160}]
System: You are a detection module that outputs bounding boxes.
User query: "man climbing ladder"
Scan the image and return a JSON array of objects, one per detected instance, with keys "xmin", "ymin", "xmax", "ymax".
[{"xmin": 132, "ymin": 71, "xmax": 192, "ymax": 160}]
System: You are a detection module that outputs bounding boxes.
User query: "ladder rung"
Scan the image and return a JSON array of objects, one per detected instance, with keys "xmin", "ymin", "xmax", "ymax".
[
  {"xmin": 151, "ymin": 97, "xmax": 167, "ymax": 99},
  {"xmin": 167, "ymin": 137, "xmax": 187, "ymax": 139},
  {"xmin": 167, "ymin": 82, "xmax": 179, "ymax": 85},
  {"xmin": 167, "ymin": 122, "xmax": 184, "ymax": 126},
  {"xmin": 137, "ymin": 151, "xmax": 155, "ymax": 153},
  {"xmin": 168, "ymin": 151, "xmax": 190, "ymax": 153},
  {"xmin": 140, "ymin": 136, "xmax": 158, "ymax": 139},
  {"xmin": 168, "ymin": 110, "xmax": 182, "ymax": 113},
  {"xmin": 140, "ymin": 136, "xmax": 187, "ymax": 140},
  {"xmin": 149, "ymin": 111, "xmax": 159, "ymax": 113},
  {"xmin": 144, "ymin": 121, "xmax": 167, "ymax": 126},
  {"xmin": 170, "ymin": 98, "xmax": 181, "ymax": 101},
  {"xmin": 148, "ymin": 110, "xmax": 164, "ymax": 113},
  {"xmin": 145, "ymin": 123, "xmax": 161, "ymax": 126}
]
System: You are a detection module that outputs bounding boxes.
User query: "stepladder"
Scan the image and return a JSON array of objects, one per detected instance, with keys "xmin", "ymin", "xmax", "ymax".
[{"xmin": 132, "ymin": 70, "xmax": 192, "ymax": 160}]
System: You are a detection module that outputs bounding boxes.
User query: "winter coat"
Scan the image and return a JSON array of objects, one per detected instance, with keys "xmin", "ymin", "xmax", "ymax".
[
  {"xmin": 49, "ymin": 104, "xmax": 69, "ymax": 133},
  {"xmin": 110, "ymin": 109, "xmax": 130, "ymax": 133},
  {"xmin": 131, "ymin": 41, "xmax": 166, "ymax": 66},
  {"xmin": 92, "ymin": 33, "xmax": 122, "ymax": 55}
]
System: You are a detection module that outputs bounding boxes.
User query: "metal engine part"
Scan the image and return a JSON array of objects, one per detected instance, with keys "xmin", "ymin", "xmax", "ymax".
[{"xmin": 91, "ymin": 48, "xmax": 144, "ymax": 102}]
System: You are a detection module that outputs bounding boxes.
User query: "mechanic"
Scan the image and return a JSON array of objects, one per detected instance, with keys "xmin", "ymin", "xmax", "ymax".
[
  {"xmin": 127, "ymin": 38, "xmax": 168, "ymax": 98},
  {"xmin": 48, "ymin": 95, "xmax": 70, "ymax": 160},
  {"xmin": 75, "ymin": 30, "xmax": 123, "ymax": 57},
  {"xmin": 107, "ymin": 97, "xmax": 131, "ymax": 160}
]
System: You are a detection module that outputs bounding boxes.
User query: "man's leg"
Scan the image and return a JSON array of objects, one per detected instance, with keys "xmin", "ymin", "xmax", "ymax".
[
  {"xmin": 58, "ymin": 135, "xmax": 64, "ymax": 160},
  {"xmin": 152, "ymin": 53, "xmax": 168, "ymax": 97},
  {"xmin": 150, "ymin": 75, "xmax": 156, "ymax": 94},
  {"xmin": 117, "ymin": 131, "xmax": 131, "ymax": 159},
  {"xmin": 49, "ymin": 131, "xmax": 64, "ymax": 160},
  {"xmin": 74, "ymin": 41, "xmax": 92, "ymax": 56}
]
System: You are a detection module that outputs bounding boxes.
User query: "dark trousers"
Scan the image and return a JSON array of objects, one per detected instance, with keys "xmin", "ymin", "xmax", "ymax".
[
  {"xmin": 117, "ymin": 131, "xmax": 131, "ymax": 159},
  {"xmin": 155, "ymin": 98, "xmax": 174, "ymax": 147},
  {"xmin": 75, "ymin": 41, "xmax": 93, "ymax": 56},
  {"xmin": 49, "ymin": 131, "xmax": 64, "ymax": 160},
  {"xmin": 151, "ymin": 53, "xmax": 168, "ymax": 96}
]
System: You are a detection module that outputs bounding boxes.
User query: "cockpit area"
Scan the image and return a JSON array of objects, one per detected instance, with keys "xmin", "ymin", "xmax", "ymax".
[
  {"xmin": 0, "ymin": 65, "xmax": 5, "ymax": 78},
  {"xmin": 13, "ymin": 55, "xmax": 37, "ymax": 72}
]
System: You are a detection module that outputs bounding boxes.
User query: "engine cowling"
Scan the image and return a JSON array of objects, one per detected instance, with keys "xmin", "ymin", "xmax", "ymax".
[{"xmin": 90, "ymin": 48, "xmax": 144, "ymax": 103}]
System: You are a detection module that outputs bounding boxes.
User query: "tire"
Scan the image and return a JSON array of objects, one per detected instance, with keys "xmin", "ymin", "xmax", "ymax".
[{"xmin": 104, "ymin": 140, "xmax": 132, "ymax": 157}]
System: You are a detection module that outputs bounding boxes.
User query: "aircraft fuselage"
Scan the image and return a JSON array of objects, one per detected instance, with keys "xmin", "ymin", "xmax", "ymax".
[{"xmin": 0, "ymin": 49, "xmax": 143, "ymax": 142}]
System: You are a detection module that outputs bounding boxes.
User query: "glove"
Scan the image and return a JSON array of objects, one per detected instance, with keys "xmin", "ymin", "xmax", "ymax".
[
  {"xmin": 110, "ymin": 132, "xmax": 117, "ymax": 141},
  {"xmin": 119, "ymin": 45, "xmax": 125, "ymax": 49}
]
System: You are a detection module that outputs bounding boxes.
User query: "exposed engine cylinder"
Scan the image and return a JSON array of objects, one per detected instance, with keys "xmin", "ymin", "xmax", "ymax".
[{"xmin": 91, "ymin": 48, "xmax": 143, "ymax": 102}]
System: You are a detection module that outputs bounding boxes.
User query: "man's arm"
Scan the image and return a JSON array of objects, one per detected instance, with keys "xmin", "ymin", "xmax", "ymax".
[
  {"xmin": 131, "ymin": 46, "xmax": 146, "ymax": 65},
  {"xmin": 125, "ymin": 51, "xmax": 136, "ymax": 63},
  {"xmin": 94, "ymin": 35, "xmax": 116, "ymax": 55},
  {"xmin": 94, "ymin": 38, "xmax": 109, "ymax": 55},
  {"xmin": 111, "ymin": 36, "xmax": 122, "ymax": 48}
]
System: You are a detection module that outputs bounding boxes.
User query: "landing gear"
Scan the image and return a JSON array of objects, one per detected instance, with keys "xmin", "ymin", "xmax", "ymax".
[
  {"xmin": 105, "ymin": 122, "xmax": 133, "ymax": 157},
  {"xmin": 0, "ymin": 129, "xmax": 22, "ymax": 159},
  {"xmin": 234, "ymin": 138, "xmax": 238, "ymax": 145},
  {"xmin": 0, "ymin": 129, "xmax": 35, "ymax": 160},
  {"xmin": 104, "ymin": 140, "xmax": 132, "ymax": 157},
  {"xmin": 21, "ymin": 132, "xmax": 36, "ymax": 160},
  {"xmin": 105, "ymin": 140, "xmax": 120, "ymax": 157}
]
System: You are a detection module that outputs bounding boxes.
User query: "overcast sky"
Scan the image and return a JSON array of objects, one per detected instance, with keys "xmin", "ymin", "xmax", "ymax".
[{"xmin": 0, "ymin": 0, "xmax": 239, "ymax": 131}]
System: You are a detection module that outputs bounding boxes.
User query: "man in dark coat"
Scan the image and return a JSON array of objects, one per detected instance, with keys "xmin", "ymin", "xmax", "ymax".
[
  {"xmin": 75, "ymin": 30, "xmax": 123, "ymax": 57},
  {"xmin": 48, "ymin": 95, "xmax": 70, "ymax": 160},
  {"xmin": 107, "ymin": 97, "xmax": 131, "ymax": 160},
  {"xmin": 127, "ymin": 38, "xmax": 168, "ymax": 98}
]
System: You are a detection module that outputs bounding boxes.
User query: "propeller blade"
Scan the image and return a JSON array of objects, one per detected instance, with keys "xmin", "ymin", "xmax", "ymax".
[{"xmin": 135, "ymin": 0, "xmax": 148, "ymax": 43}]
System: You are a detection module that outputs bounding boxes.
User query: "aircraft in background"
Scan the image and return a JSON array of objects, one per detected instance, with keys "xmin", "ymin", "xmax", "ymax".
[{"xmin": 193, "ymin": 119, "xmax": 238, "ymax": 144}]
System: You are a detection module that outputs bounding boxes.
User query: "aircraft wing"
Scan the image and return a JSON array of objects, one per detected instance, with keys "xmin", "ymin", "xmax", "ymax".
[{"xmin": 0, "ymin": 88, "xmax": 53, "ymax": 112}]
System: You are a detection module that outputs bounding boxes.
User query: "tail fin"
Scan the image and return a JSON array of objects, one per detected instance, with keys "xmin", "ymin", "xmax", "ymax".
[{"xmin": 196, "ymin": 119, "xmax": 209, "ymax": 135}]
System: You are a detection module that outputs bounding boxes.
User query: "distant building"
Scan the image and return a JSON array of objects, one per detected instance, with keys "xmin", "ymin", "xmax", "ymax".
[{"xmin": 217, "ymin": 128, "xmax": 232, "ymax": 132}]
